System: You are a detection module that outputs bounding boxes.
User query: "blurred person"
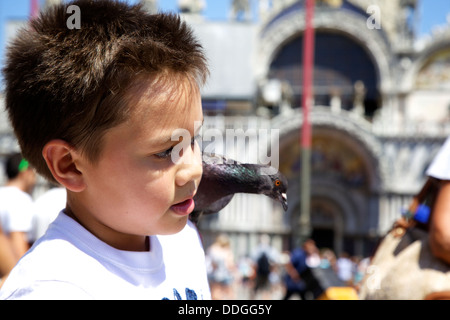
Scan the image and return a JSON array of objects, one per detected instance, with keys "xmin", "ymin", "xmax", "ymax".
[
  {"xmin": 359, "ymin": 136, "xmax": 450, "ymax": 299},
  {"xmin": 29, "ymin": 186, "xmax": 66, "ymax": 244},
  {"xmin": 237, "ymin": 254, "xmax": 254, "ymax": 286},
  {"xmin": 251, "ymin": 234, "xmax": 280, "ymax": 299},
  {"xmin": 319, "ymin": 248, "xmax": 337, "ymax": 271},
  {"xmin": 236, "ymin": 255, "xmax": 254, "ymax": 299},
  {"xmin": 0, "ymin": 153, "xmax": 36, "ymax": 260},
  {"xmin": 206, "ymin": 234, "xmax": 236, "ymax": 299},
  {"xmin": 336, "ymin": 252, "xmax": 354, "ymax": 284},
  {"xmin": 267, "ymin": 256, "xmax": 285, "ymax": 299},
  {"xmin": 283, "ymin": 247, "xmax": 308, "ymax": 300},
  {"xmin": 283, "ymin": 239, "xmax": 322, "ymax": 300},
  {"xmin": 304, "ymin": 238, "xmax": 320, "ymax": 268},
  {"xmin": 353, "ymin": 256, "xmax": 370, "ymax": 290},
  {"xmin": 424, "ymin": 137, "xmax": 450, "ymax": 265},
  {"xmin": 0, "ymin": 224, "xmax": 17, "ymax": 288}
]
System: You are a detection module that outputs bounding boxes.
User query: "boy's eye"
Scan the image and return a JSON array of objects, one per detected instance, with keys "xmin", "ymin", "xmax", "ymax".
[
  {"xmin": 153, "ymin": 134, "xmax": 200, "ymax": 160},
  {"xmin": 153, "ymin": 146, "xmax": 174, "ymax": 159}
]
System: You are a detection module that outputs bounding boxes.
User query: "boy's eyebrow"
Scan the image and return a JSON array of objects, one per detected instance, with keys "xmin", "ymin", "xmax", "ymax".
[{"xmin": 153, "ymin": 119, "xmax": 204, "ymax": 146}]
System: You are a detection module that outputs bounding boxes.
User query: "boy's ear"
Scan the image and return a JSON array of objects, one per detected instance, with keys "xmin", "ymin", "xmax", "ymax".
[{"xmin": 42, "ymin": 140, "xmax": 86, "ymax": 192}]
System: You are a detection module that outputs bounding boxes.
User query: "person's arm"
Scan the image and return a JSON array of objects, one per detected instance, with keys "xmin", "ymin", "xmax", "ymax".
[
  {"xmin": 429, "ymin": 181, "xmax": 450, "ymax": 265},
  {"xmin": 9, "ymin": 231, "xmax": 29, "ymax": 259},
  {"xmin": 284, "ymin": 261, "xmax": 301, "ymax": 282},
  {"xmin": 0, "ymin": 226, "xmax": 18, "ymax": 281}
]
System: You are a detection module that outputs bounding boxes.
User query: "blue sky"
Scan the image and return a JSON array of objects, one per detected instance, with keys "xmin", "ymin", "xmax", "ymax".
[{"xmin": 416, "ymin": 0, "xmax": 450, "ymax": 37}]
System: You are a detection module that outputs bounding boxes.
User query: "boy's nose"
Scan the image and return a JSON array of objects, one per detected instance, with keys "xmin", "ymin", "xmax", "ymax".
[{"xmin": 175, "ymin": 143, "xmax": 203, "ymax": 187}]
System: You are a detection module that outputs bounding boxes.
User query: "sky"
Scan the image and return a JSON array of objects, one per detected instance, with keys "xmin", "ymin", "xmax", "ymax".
[
  {"xmin": 158, "ymin": 0, "xmax": 450, "ymax": 39},
  {"xmin": 1, "ymin": 0, "xmax": 450, "ymax": 36},
  {"xmin": 158, "ymin": 0, "xmax": 450, "ymax": 38},
  {"xmin": 416, "ymin": 0, "xmax": 450, "ymax": 38},
  {"xmin": 0, "ymin": 0, "xmax": 449, "ymax": 69}
]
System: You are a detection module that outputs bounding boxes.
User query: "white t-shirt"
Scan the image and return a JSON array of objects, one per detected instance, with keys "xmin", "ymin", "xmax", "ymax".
[
  {"xmin": 0, "ymin": 186, "xmax": 34, "ymax": 235},
  {"xmin": 0, "ymin": 212, "xmax": 211, "ymax": 300},
  {"xmin": 427, "ymin": 137, "xmax": 450, "ymax": 180}
]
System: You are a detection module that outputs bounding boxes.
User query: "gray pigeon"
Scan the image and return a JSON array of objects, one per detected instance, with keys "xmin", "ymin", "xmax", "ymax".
[{"xmin": 190, "ymin": 153, "xmax": 288, "ymax": 223}]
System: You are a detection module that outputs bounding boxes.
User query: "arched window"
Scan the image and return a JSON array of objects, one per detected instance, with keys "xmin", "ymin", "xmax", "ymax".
[{"xmin": 269, "ymin": 31, "xmax": 380, "ymax": 118}]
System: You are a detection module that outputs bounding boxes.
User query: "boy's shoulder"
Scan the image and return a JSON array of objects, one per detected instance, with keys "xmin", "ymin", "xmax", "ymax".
[
  {"xmin": 0, "ymin": 222, "xmax": 98, "ymax": 299},
  {"xmin": 0, "ymin": 213, "xmax": 132, "ymax": 299},
  {"xmin": 0, "ymin": 216, "xmax": 209, "ymax": 300}
]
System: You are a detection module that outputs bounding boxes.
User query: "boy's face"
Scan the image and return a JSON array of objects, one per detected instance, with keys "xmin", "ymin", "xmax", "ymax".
[{"xmin": 73, "ymin": 76, "xmax": 203, "ymax": 251}]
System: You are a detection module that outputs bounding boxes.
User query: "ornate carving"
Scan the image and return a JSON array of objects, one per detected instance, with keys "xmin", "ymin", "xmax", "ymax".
[
  {"xmin": 230, "ymin": 0, "xmax": 251, "ymax": 21},
  {"xmin": 271, "ymin": 107, "xmax": 386, "ymax": 192},
  {"xmin": 178, "ymin": 0, "xmax": 205, "ymax": 14},
  {"xmin": 140, "ymin": 0, "xmax": 158, "ymax": 14}
]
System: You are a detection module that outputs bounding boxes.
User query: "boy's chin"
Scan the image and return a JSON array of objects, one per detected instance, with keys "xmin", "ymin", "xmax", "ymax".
[{"xmin": 158, "ymin": 215, "xmax": 189, "ymax": 235}]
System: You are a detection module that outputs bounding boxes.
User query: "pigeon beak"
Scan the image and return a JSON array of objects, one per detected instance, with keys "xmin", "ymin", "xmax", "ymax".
[{"xmin": 278, "ymin": 192, "xmax": 288, "ymax": 211}]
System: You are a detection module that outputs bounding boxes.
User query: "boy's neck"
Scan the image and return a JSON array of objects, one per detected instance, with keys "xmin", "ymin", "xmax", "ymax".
[
  {"xmin": 64, "ymin": 206, "xmax": 151, "ymax": 252},
  {"xmin": 6, "ymin": 178, "xmax": 28, "ymax": 193}
]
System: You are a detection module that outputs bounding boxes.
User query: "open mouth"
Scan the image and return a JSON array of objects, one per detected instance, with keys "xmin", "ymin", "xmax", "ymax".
[{"xmin": 171, "ymin": 198, "xmax": 195, "ymax": 216}]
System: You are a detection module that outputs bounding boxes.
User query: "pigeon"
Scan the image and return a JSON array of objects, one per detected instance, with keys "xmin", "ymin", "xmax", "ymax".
[{"xmin": 190, "ymin": 153, "xmax": 288, "ymax": 223}]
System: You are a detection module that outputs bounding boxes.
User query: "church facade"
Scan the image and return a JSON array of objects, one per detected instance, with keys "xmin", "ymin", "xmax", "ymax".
[{"xmin": 187, "ymin": 0, "xmax": 450, "ymax": 257}]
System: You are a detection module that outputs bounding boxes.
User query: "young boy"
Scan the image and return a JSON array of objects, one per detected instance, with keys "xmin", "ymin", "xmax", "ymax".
[{"xmin": 0, "ymin": 0, "xmax": 210, "ymax": 299}]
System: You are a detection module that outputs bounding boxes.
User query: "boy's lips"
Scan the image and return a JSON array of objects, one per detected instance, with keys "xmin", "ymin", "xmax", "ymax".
[{"xmin": 171, "ymin": 198, "xmax": 195, "ymax": 216}]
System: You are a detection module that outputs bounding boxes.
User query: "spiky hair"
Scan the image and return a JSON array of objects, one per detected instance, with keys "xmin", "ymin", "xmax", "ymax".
[{"xmin": 3, "ymin": 0, "xmax": 208, "ymax": 182}]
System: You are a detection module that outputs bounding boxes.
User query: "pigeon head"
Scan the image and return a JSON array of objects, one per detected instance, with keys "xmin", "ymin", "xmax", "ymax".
[
  {"xmin": 190, "ymin": 153, "xmax": 289, "ymax": 223},
  {"xmin": 258, "ymin": 169, "xmax": 288, "ymax": 211}
]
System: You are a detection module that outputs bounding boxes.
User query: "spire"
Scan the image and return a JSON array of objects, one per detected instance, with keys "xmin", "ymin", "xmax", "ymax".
[
  {"xmin": 44, "ymin": 0, "xmax": 61, "ymax": 9},
  {"xmin": 140, "ymin": 0, "xmax": 158, "ymax": 14}
]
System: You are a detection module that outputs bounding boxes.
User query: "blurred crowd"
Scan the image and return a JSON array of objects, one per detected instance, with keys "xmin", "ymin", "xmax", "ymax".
[
  {"xmin": 0, "ymin": 153, "xmax": 66, "ymax": 287},
  {"xmin": 205, "ymin": 233, "xmax": 370, "ymax": 300}
]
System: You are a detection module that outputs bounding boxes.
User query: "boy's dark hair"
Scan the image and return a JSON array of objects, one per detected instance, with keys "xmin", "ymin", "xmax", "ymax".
[{"xmin": 3, "ymin": 0, "xmax": 208, "ymax": 182}]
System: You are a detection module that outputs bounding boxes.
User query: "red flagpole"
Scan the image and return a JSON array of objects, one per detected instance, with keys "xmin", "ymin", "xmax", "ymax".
[
  {"xmin": 30, "ymin": 0, "xmax": 39, "ymax": 18},
  {"xmin": 302, "ymin": 0, "xmax": 315, "ymax": 149},
  {"xmin": 300, "ymin": 0, "xmax": 315, "ymax": 241}
]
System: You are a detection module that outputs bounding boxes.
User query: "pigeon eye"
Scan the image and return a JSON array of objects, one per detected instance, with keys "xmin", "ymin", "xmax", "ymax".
[{"xmin": 275, "ymin": 180, "xmax": 281, "ymax": 186}]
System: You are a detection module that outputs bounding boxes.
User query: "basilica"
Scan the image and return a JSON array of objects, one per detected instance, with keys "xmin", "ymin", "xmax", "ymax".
[
  {"xmin": 1, "ymin": 0, "xmax": 450, "ymax": 258},
  {"xmin": 181, "ymin": 0, "xmax": 450, "ymax": 257}
]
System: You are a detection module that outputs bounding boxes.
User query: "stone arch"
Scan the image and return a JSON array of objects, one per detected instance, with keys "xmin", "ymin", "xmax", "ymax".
[
  {"xmin": 401, "ymin": 36, "xmax": 450, "ymax": 92},
  {"xmin": 268, "ymin": 108, "xmax": 384, "ymax": 255},
  {"xmin": 270, "ymin": 107, "xmax": 385, "ymax": 192},
  {"xmin": 399, "ymin": 35, "xmax": 450, "ymax": 125},
  {"xmin": 255, "ymin": 5, "xmax": 393, "ymax": 93},
  {"xmin": 309, "ymin": 178, "xmax": 363, "ymax": 254}
]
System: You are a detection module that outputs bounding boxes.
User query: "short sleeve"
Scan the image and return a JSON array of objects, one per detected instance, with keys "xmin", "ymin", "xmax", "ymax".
[
  {"xmin": 427, "ymin": 137, "xmax": 450, "ymax": 180},
  {"xmin": 8, "ymin": 193, "xmax": 34, "ymax": 233}
]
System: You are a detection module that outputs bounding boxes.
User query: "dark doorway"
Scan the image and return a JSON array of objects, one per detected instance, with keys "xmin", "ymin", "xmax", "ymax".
[
  {"xmin": 311, "ymin": 228, "xmax": 334, "ymax": 250},
  {"xmin": 269, "ymin": 31, "xmax": 380, "ymax": 117}
]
